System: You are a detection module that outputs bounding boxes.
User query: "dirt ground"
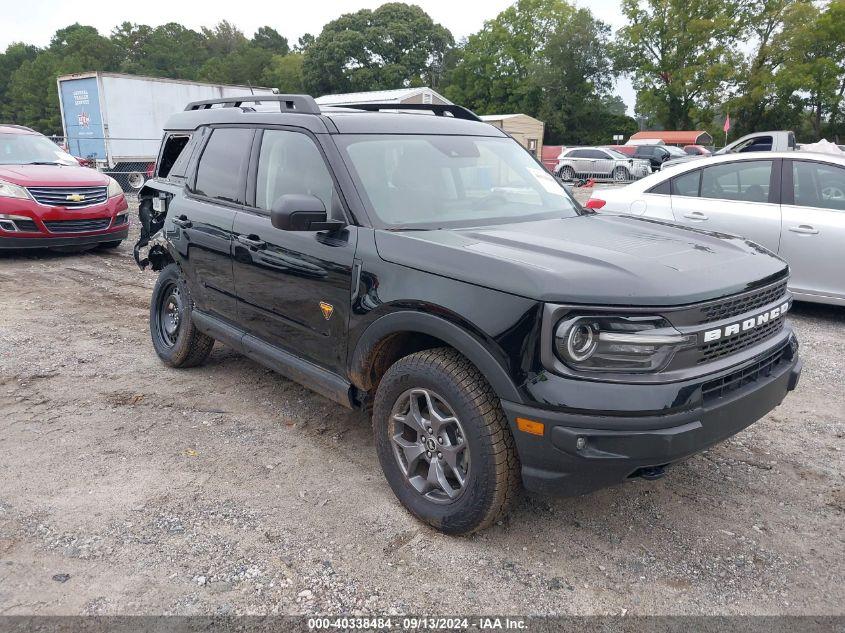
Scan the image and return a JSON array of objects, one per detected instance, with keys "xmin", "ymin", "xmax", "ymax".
[{"xmin": 0, "ymin": 209, "xmax": 843, "ymax": 617}]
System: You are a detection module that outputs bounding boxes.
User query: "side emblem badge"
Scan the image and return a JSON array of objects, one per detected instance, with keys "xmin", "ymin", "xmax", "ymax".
[{"xmin": 319, "ymin": 302, "xmax": 334, "ymax": 320}]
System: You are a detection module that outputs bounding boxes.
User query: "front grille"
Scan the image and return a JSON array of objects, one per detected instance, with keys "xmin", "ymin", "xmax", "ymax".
[
  {"xmin": 697, "ymin": 280, "xmax": 788, "ymax": 324},
  {"xmin": 43, "ymin": 218, "xmax": 111, "ymax": 233},
  {"xmin": 27, "ymin": 186, "xmax": 108, "ymax": 208},
  {"xmin": 698, "ymin": 317, "xmax": 785, "ymax": 363},
  {"xmin": 702, "ymin": 344, "xmax": 789, "ymax": 402}
]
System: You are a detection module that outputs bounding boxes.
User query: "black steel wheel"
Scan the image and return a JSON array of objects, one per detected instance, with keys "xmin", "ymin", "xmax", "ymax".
[{"xmin": 149, "ymin": 263, "xmax": 214, "ymax": 368}]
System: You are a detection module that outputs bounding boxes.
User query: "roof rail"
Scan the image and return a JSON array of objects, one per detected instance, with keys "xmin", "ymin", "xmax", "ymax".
[
  {"xmin": 331, "ymin": 102, "xmax": 481, "ymax": 122},
  {"xmin": 184, "ymin": 94, "xmax": 321, "ymax": 114}
]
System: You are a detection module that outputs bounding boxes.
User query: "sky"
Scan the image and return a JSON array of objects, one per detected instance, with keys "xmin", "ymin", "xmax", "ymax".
[{"xmin": 4, "ymin": 0, "xmax": 635, "ymax": 112}]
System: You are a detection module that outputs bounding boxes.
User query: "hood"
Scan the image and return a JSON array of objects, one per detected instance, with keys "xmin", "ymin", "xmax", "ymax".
[
  {"xmin": 375, "ymin": 215, "xmax": 788, "ymax": 306},
  {"xmin": 0, "ymin": 164, "xmax": 110, "ymax": 187},
  {"xmin": 663, "ymin": 155, "xmax": 704, "ymax": 169}
]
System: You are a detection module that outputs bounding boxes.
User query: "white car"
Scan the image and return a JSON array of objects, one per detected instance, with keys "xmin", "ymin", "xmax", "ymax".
[{"xmin": 586, "ymin": 151, "xmax": 845, "ymax": 306}]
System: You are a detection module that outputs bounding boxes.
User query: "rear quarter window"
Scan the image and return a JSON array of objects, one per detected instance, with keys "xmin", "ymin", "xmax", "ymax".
[
  {"xmin": 157, "ymin": 133, "xmax": 194, "ymax": 179},
  {"xmin": 192, "ymin": 128, "xmax": 254, "ymax": 204}
]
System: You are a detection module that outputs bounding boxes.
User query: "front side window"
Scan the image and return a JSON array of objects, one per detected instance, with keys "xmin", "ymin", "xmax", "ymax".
[
  {"xmin": 792, "ymin": 161, "xmax": 845, "ymax": 211},
  {"xmin": 700, "ymin": 160, "xmax": 772, "ymax": 202},
  {"xmin": 255, "ymin": 130, "xmax": 335, "ymax": 212},
  {"xmin": 337, "ymin": 134, "xmax": 580, "ymax": 229},
  {"xmin": 671, "ymin": 170, "xmax": 701, "ymax": 197},
  {"xmin": 193, "ymin": 128, "xmax": 254, "ymax": 203}
]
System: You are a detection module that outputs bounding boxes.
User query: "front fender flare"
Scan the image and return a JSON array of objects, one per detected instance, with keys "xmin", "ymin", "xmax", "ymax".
[{"xmin": 349, "ymin": 311, "xmax": 522, "ymax": 403}]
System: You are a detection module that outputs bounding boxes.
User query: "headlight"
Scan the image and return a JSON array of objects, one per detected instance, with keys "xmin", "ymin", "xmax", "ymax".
[
  {"xmin": 0, "ymin": 179, "xmax": 30, "ymax": 200},
  {"xmin": 554, "ymin": 315, "xmax": 695, "ymax": 373},
  {"xmin": 107, "ymin": 177, "xmax": 123, "ymax": 198}
]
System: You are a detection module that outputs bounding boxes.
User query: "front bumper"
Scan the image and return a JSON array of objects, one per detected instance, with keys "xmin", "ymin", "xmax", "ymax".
[
  {"xmin": 0, "ymin": 194, "xmax": 129, "ymax": 249},
  {"xmin": 502, "ymin": 336, "xmax": 801, "ymax": 497}
]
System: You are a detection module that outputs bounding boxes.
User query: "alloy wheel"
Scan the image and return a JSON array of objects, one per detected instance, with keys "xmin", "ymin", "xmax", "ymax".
[{"xmin": 390, "ymin": 388, "xmax": 470, "ymax": 503}]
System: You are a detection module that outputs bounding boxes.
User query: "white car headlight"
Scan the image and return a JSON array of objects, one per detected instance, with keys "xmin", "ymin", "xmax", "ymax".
[
  {"xmin": 107, "ymin": 177, "xmax": 124, "ymax": 198},
  {"xmin": 0, "ymin": 178, "xmax": 30, "ymax": 200}
]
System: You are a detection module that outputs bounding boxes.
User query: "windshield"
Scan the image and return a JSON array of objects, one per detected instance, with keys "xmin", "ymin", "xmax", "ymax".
[
  {"xmin": 665, "ymin": 145, "xmax": 688, "ymax": 157},
  {"xmin": 0, "ymin": 133, "xmax": 78, "ymax": 166},
  {"xmin": 602, "ymin": 148, "xmax": 629, "ymax": 159},
  {"xmin": 336, "ymin": 135, "xmax": 580, "ymax": 229}
]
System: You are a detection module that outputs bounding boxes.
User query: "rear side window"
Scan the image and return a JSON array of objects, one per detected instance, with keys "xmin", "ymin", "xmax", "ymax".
[
  {"xmin": 792, "ymin": 161, "xmax": 845, "ymax": 211},
  {"xmin": 193, "ymin": 128, "xmax": 254, "ymax": 204},
  {"xmin": 671, "ymin": 170, "xmax": 701, "ymax": 197},
  {"xmin": 701, "ymin": 160, "xmax": 772, "ymax": 202}
]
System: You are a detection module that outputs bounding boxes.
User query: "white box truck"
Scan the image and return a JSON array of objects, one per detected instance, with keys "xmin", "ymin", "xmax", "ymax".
[{"xmin": 57, "ymin": 72, "xmax": 275, "ymax": 186}]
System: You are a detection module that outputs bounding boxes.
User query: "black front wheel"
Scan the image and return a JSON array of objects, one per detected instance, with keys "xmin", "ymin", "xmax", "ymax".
[
  {"xmin": 373, "ymin": 348, "xmax": 521, "ymax": 535},
  {"xmin": 149, "ymin": 263, "xmax": 214, "ymax": 368}
]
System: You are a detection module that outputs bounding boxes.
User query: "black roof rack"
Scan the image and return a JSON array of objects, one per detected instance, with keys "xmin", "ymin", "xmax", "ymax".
[
  {"xmin": 184, "ymin": 94, "xmax": 320, "ymax": 114},
  {"xmin": 331, "ymin": 102, "xmax": 481, "ymax": 122}
]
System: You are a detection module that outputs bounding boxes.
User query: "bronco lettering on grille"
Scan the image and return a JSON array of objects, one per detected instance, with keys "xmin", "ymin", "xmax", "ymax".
[{"xmin": 703, "ymin": 302, "xmax": 790, "ymax": 343}]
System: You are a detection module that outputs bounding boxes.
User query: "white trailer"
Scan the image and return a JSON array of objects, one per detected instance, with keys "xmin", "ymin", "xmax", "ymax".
[{"xmin": 57, "ymin": 72, "xmax": 275, "ymax": 175}]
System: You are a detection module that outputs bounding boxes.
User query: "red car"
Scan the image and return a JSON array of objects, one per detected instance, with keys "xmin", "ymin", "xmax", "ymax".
[
  {"xmin": 0, "ymin": 125, "xmax": 128, "ymax": 251},
  {"xmin": 683, "ymin": 144, "xmax": 711, "ymax": 156}
]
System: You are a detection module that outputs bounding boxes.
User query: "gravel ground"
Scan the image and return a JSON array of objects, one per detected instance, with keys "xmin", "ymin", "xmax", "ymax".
[{"xmin": 0, "ymin": 206, "xmax": 843, "ymax": 617}]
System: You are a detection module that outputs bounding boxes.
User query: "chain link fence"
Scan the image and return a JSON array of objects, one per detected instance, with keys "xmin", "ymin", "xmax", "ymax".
[{"xmin": 48, "ymin": 135, "xmax": 157, "ymax": 196}]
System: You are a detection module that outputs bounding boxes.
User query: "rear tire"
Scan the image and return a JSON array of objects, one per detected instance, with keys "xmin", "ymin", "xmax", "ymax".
[
  {"xmin": 373, "ymin": 348, "xmax": 520, "ymax": 535},
  {"xmin": 149, "ymin": 263, "xmax": 214, "ymax": 368}
]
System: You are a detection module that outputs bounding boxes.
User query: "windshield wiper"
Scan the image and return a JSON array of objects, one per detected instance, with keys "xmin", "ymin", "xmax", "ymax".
[
  {"xmin": 20, "ymin": 161, "xmax": 64, "ymax": 166},
  {"xmin": 386, "ymin": 226, "xmax": 439, "ymax": 232}
]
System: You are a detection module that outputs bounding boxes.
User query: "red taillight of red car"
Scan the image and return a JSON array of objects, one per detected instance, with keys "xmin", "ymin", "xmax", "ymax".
[
  {"xmin": 146, "ymin": 162, "xmax": 155, "ymax": 179},
  {"xmin": 585, "ymin": 198, "xmax": 606, "ymax": 210}
]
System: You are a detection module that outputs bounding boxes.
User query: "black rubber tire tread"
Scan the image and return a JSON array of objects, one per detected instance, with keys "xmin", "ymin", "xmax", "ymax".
[
  {"xmin": 373, "ymin": 347, "xmax": 520, "ymax": 535},
  {"xmin": 149, "ymin": 263, "xmax": 215, "ymax": 368}
]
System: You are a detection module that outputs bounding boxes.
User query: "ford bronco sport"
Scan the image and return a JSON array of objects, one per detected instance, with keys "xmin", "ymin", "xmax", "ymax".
[{"xmin": 135, "ymin": 95, "xmax": 802, "ymax": 535}]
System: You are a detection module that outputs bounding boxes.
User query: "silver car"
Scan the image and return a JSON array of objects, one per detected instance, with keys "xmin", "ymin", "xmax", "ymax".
[
  {"xmin": 555, "ymin": 147, "xmax": 651, "ymax": 182},
  {"xmin": 586, "ymin": 151, "xmax": 845, "ymax": 306}
]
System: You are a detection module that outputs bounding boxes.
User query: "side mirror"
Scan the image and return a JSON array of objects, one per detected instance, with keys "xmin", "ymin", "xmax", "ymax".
[{"xmin": 270, "ymin": 194, "xmax": 344, "ymax": 232}]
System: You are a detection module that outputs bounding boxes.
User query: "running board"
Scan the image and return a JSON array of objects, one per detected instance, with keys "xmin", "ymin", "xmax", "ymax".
[{"xmin": 191, "ymin": 310, "xmax": 355, "ymax": 408}]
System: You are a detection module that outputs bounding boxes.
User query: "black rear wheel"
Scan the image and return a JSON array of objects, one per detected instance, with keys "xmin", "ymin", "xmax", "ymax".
[{"xmin": 149, "ymin": 263, "xmax": 214, "ymax": 368}]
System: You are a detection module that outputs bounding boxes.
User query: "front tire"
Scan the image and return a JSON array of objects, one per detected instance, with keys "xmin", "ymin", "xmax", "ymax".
[
  {"xmin": 373, "ymin": 348, "xmax": 520, "ymax": 535},
  {"xmin": 558, "ymin": 165, "xmax": 575, "ymax": 181},
  {"xmin": 613, "ymin": 166, "xmax": 630, "ymax": 182},
  {"xmin": 149, "ymin": 263, "xmax": 214, "ymax": 368}
]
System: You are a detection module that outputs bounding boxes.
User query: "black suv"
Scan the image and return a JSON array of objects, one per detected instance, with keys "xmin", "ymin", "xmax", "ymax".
[{"xmin": 136, "ymin": 95, "xmax": 802, "ymax": 535}]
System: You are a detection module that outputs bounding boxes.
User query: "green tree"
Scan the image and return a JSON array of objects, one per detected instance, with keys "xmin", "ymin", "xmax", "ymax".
[
  {"xmin": 253, "ymin": 26, "xmax": 289, "ymax": 55},
  {"xmin": 302, "ymin": 3, "xmax": 453, "ymax": 95},
  {"xmin": 262, "ymin": 53, "xmax": 305, "ymax": 93},
  {"xmin": 728, "ymin": 0, "xmax": 799, "ymax": 136},
  {"xmin": 615, "ymin": 0, "xmax": 744, "ymax": 129},
  {"xmin": 444, "ymin": 0, "xmax": 562, "ymax": 116},
  {"xmin": 445, "ymin": 0, "xmax": 628, "ymax": 145},
  {"xmin": 133, "ymin": 23, "xmax": 209, "ymax": 79},
  {"xmin": 4, "ymin": 52, "xmax": 63, "ymax": 132},
  {"xmin": 0, "ymin": 43, "xmax": 39, "ymax": 118},
  {"xmin": 772, "ymin": 0, "xmax": 845, "ymax": 139}
]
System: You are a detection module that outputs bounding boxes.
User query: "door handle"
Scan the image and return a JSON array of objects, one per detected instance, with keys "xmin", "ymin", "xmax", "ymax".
[
  {"xmin": 788, "ymin": 225, "xmax": 819, "ymax": 235},
  {"xmin": 172, "ymin": 215, "xmax": 192, "ymax": 228},
  {"xmin": 237, "ymin": 234, "xmax": 266, "ymax": 249},
  {"xmin": 683, "ymin": 211, "xmax": 708, "ymax": 221}
]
